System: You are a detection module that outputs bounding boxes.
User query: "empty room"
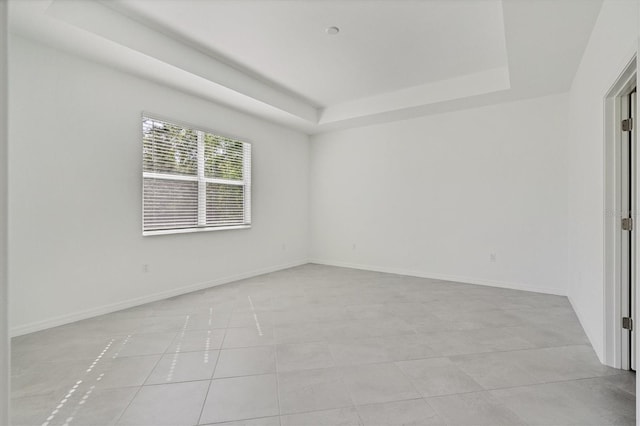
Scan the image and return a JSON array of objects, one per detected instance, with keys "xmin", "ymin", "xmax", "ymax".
[{"xmin": 1, "ymin": 0, "xmax": 640, "ymax": 425}]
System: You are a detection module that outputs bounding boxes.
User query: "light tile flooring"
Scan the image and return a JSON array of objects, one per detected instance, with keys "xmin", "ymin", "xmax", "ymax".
[{"xmin": 11, "ymin": 264, "xmax": 636, "ymax": 426}]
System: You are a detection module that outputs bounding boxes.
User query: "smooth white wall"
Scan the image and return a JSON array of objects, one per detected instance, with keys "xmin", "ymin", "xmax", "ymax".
[
  {"xmin": 8, "ymin": 36, "xmax": 310, "ymax": 334},
  {"xmin": 310, "ymin": 93, "xmax": 569, "ymax": 295},
  {"xmin": 566, "ymin": 0, "xmax": 638, "ymax": 362},
  {"xmin": 0, "ymin": 0, "xmax": 9, "ymax": 422}
]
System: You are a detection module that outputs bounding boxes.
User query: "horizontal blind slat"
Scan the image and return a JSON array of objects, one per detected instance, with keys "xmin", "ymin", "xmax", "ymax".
[{"xmin": 143, "ymin": 177, "xmax": 198, "ymax": 231}]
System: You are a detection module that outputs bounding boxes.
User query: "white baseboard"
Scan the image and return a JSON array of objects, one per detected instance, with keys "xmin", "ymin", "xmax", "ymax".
[
  {"xmin": 12, "ymin": 258, "xmax": 568, "ymax": 337},
  {"xmin": 567, "ymin": 295, "xmax": 604, "ymax": 365},
  {"xmin": 10, "ymin": 259, "xmax": 308, "ymax": 337},
  {"xmin": 310, "ymin": 258, "xmax": 567, "ymax": 296}
]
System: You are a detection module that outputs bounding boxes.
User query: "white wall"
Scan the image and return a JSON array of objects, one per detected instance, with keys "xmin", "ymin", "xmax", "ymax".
[
  {"xmin": 566, "ymin": 0, "xmax": 638, "ymax": 362},
  {"xmin": 8, "ymin": 36, "xmax": 310, "ymax": 334},
  {"xmin": 0, "ymin": 0, "xmax": 9, "ymax": 422},
  {"xmin": 310, "ymin": 93, "xmax": 569, "ymax": 295}
]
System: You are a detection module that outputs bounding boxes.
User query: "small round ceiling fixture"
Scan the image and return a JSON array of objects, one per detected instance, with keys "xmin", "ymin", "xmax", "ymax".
[{"xmin": 326, "ymin": 26, "xmax": 340, "ymax": 35}]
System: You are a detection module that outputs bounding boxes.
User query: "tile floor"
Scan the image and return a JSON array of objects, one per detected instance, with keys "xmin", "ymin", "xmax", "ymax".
[{"xmin": 11, "ymin": 264, "xmax": 636, "ymax": 426}]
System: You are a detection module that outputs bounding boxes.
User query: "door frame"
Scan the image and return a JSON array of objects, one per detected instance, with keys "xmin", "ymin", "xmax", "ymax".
[
  {"xmin": 0, "ymin": 0, "xmax": 8, "ymax": 423},
  {"xmin": 603, "ymin": 55, "xmax": 637, "ymax": 369}
]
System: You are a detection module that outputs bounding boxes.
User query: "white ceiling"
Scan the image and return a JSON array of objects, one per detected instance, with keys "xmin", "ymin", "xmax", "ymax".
[
  {"xmin": 116, "ymin": 0, "xmax": 509, "ymax": 107},
  {"xmin": 9, "ymin": 0, "xmax": 603, "ymax": 134}
]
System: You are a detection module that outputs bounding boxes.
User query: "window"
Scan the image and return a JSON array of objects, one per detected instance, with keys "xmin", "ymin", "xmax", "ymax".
[{"xmin": 142, "ymin": 115, "xmax": 251, "ymax": 235}]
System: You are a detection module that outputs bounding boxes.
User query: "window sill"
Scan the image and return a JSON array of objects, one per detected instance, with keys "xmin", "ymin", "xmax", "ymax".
[{"xmin": 143, "ymin": 225, "xmax": 251, "ymax": 237}]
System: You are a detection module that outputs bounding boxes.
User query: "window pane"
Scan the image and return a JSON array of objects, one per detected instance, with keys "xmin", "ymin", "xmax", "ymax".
[
  {"xmin": 143, "ymin": 118, "xmax": 198, "ymax": 176},
  {"xmin": 143, "ymin": 178, "xmax": 198, "ymax": 231},
  {"xmin": 204, "ymin": 134, "xmax": 244, "ymax": 180},
  {"xmin": 206, "ymin": 183, "xmax": 245, "ymax": 226}
]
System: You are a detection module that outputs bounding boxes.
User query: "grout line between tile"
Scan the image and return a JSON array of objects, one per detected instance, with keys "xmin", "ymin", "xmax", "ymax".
[
  {"xmin": 112, "ymin": 321, "xmax": 182, "ymax": 424},
  {"xmin": 196, "ymin": 310, "xmax": 230, "ymax": 425},
  {"xmin": 272, "ymin": 321, "xmax": 283, "ymax": 426}
]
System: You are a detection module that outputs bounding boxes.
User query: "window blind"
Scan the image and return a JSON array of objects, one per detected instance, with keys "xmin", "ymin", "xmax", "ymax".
[{"xmin": 142, "ymin": 116, "xmax": 251, "ymax": 234}]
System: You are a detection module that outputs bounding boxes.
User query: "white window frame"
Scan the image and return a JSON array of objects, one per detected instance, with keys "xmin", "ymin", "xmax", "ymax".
[{"xmin": 142, "ymin": 113, "xmax": 252, "ymax": 236}]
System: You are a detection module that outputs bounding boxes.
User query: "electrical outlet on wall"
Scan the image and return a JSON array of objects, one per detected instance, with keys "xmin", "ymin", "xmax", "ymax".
[
  {"xmin": 352, "ymin": 243, "xmax": 357, "ymax": 251},
  {"xmin": 490, "ymin": 253, "xmax": 497, "ymax": 262},
  {"xmin": 143, "ymin": 264, "xmax": 149, "ymax": 273}
]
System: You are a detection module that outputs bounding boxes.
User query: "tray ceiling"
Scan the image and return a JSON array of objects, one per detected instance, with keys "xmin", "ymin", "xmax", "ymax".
[{"xmin": 10, "ymin": 0, "xmax": 603, "ymax": 134}]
